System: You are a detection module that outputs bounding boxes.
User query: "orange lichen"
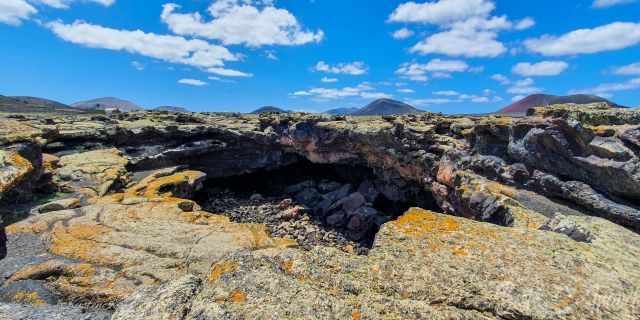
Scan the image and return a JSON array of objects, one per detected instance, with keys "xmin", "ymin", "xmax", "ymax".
[
  {"xmin": 351, "ymin": 309, "xmax": 362, "ymax": 320},
  {"xmin": 393, "ymin": 208, "xmax": 460, "ymax": 238},
  {"xmin": 42, "ymin": 153, "xmax": 60, "ymax": 172},
  {"xmin": 48, "ymin": 223, "xmax": 120, "ymax": 267},
  {"xmin": 451, "ymin": 246, "xmax": 468, "ymax": 257},
  {"xmin": 228, "ymin": 289, "xmax": 247, "ymax": 303},
  {"xmin": 13, "ymin": 291, "xmax": 46, "ymax": 306},
  {"xmin": 208, "ymin": 260, "xmax": 239, "ymax": 282},
  {"xmin": 281, "ymin": 260, "xmax": 294, "ymax": 275}
]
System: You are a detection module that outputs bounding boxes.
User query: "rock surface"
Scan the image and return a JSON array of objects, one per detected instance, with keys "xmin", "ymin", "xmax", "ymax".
[{"xmin": 0, "ymin": 103, "xmax": 639, "ymax": 318}]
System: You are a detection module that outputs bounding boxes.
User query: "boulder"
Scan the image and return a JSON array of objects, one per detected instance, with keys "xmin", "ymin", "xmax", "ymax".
[
  {"xmin": 113, "ymin": 208, "xmax": 640, "ymax": 319},
  {"xmin": 55, "ymin": 148, "xmax": 129, "ymax": 198}
]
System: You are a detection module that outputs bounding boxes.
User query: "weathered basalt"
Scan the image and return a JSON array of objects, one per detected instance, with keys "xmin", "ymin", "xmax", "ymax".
[{"xmin": 0, "ymin": 103, "xmax": 639, "ymax": 319}]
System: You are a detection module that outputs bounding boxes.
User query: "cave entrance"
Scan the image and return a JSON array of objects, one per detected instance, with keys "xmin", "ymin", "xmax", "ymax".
[{"xmin": 195, "ymin": 158, "xmax": 441, "ymax": 255}]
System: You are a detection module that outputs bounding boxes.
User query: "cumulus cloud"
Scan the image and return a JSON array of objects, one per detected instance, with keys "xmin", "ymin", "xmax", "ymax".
[
  {"xmin": 396, "ymin": 59, "xmax": 469, "ymax": 81},
  {"xmin": 388, "ymin": 0, "xmax": 495, "ymax": 25},
  {"xmin": 511, "ymin": 95, "xmax": 526, "ymax": 102},
  {"xmin": 131, "ymin": 61, "xmax": 144, "ymax": 71},
  {"xmin": 433, "ymin": 90, "xmax": 460, "ymax": 96},
  {"xmin": 314, "ymin": 61, "xmax": 368, "ymax": 75},
  {"xmin": 409, "ymin": 89, "xmax": 500, "ymax": 107},
  {"xmin": 0, "ymin": 0, "xmax": 37, "ymax": 26},
  {"xmin": 35, "ymin": 0, "xmax": 115, "ymax": 9},
  {"xmin": 512, "ymin": 61, "xmax": 569, "ymax": 76},
  {"xmin": 524, "ymin": 22, "xmax": 640, "ymax": 56},
  {"xmin": 160, "ymin": 1, "xmax": 323, "ymax": 47},
  {"xmin": 515, "ymin": 17, "xmax": 535, "ymax": 30},
  {"xmin": 397, "ymin": 88, "xmax": 415, "ymax": 93},
  {"xmin": 592, "ymin": 0, "xmax": 636, "ymax": 8},
  {"xmin": 178, "ymin": 78, "xmax": 208, "ymax": 86},
  {"xmin": 570, "ymin": 78, "xmax": 640, "ymax": 95},
  {"xmin": 613, "ymin": 62, "xmax": 640, "ymax": 75},
  {"xmin": 491, "ymin": 73, "xmax": 510, "ymax": 85},
  {"xmin": 207, "ymin": 67, "xmax": 253, "ymax": 77},
  {"xmin": 47, "ymin": 20, "xmax": 242, "ymax": 72},
  {"xmin": 389, "ymin": 0, "xmax": 531, "ymax": 58},
  {"xmin": 321, "ymin": 77, "xmax": 338, "ymax": 83},
  {"xmin": 507, "ymin": 78, "xmax": 542, "ymax": 94},
  {"xmin": 392, "ymin": 28, "xmax": 414, "ymax": 39},
  {"xmin": 290, "ymin": 83, "xmax": 390, "ymax": 100},
  {"xmin": 410, "ymin": 28, "xmax": 505, "ymax": 57}
]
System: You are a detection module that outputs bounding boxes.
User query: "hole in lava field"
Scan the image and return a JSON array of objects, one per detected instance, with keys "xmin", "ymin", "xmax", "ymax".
[{"xmin": 195, "ymin": 159, "xmax": 441, "ymax": 255}]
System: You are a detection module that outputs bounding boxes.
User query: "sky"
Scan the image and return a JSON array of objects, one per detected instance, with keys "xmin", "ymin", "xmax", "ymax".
[{"xmin": 0, "ymin": 0, "xmax": 639, "ymax": 114}]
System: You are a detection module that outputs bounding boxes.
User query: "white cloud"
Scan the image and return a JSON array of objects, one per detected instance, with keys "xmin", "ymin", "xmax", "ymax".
[
  {"xmin": 0, "ymin": 0, "xmax": 37, "ymax": 26},
  {"xmin": 592, "ymin": 0, "xmax": 636, "ymax": 8},
  {"xmin": 570, "ymin": 77, "xmax": 640, "ymax": 95},
  {"xmin": 265, "ymin": 50, "xmax": 278, "ymax": 60},
  {"xmin": 315, "ymin": 61, "xmax": 368, "ymax": 75},
  {"xmin": 524, "ymin": 22, "xmax": 640, "ymax": 56},
  {"xmin": 178, "ymin": 78, "xmax": 208, "ymax": 86},
  {"xmin": 470, "ymin": 96, "xmax": 489, "ymax": 103},
  {"xmin": 491, "ymin": 73, "xmax": 510, "ymax": 85},
  {"xmin": 321, "ymin": 77, "xmax": 338, "ymax": 83},
  {"xmin": 131, "ymin": 61, "xmax": 144, "ymax": 71},
  {"xmin": 511, "ymin": 95, "xmax": 526, "ymax": 102},
  {"xmin": 388, "ymin": 0, "xmax": 495, "ymax": 25},
  {"xmin": 410, "ymin": 27, "xmax": 506, "ymax": 57},
  {"xmin": 411, "ymin": 90, "xmax": 499, "ymax": 106},
  {"xmin": 515, "ymin": 17, "xmax": 535, "ymax": 30},
  {"xmin": 361, "ymin": 92, "xmax": 393, "ymax": 99},
  {"xmin": 35, "ymin": 0, "xmax": 115, "ymax": 9},
  {"xmin": 291, "ymin": 83, "xmax": 390, "ymax": 100},
  {"xmin": 392, "ymin": 28, "xmax": 414, "ymax": 39},
  {"xmin": 48, "ymin": 20, "xmax": 238, "ymax": 69},
  {"xmin": 160, "ymin": 1, "xmax": 323, "ymax": 47},
  {"xmin": 398, "ymin": 88, "xmax": 415, "ymax": 93},
  {"xmin": 409, "ymin": 98, "xmax": 456, "ymax": 107},
  {"xmin": 396, "ymin": 59, "xmax": 469, "ymax": 81},
  {"xmin": 433, "ymin": 90, "xmax": 460, "ymax": 96},
  {"xmin": 507, "ymin": 78, "xmax": 542, "ymax": 94},
  {"xmin": 613, "ymin": 62, "xmax": 640, "ymax": 75},
  {"xmin": 390, "ymin": 1, "xmax": 533, "ymax": 58},
  {"xmin": 207, "ymin": 67, "xmax": 253, "ymax": 77},
  {"xmin": 512, "ymin": 61, "xmax": 568, "ymax": 77}
]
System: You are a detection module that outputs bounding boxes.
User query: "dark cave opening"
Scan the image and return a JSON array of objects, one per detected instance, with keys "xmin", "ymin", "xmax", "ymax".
[{"xmin": 195, "ymin": 158, "xmax": 441, "ymax": 254}]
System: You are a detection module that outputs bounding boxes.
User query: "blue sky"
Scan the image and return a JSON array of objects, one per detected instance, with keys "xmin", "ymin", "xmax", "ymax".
[{"xmin": 1, "ymin": 0, "xmax": 639, "ymax": 113}]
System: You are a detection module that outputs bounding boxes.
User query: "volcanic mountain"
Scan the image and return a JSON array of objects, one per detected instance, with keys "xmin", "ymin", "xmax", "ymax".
[
  {"xmin": 499, "ymin": 94, "xmax": 622, "ymax": 114},
  {"xmin": 72, "ymin": 97, "xmax": 142, "ymax": 112},
  {"xmin": 324, "ymin": 107, "xmax": 361, "ymax": 115},
  {"xmin": 251, "ymin": 106, "xmax": 289, "ymax": 113},
  {"xmin": 352, "ymin": 98, "xmax": 422, "ymax": 116},
  {"xmin": 0, "ymin": 95, "xmax": 71, "ymax": 113}
]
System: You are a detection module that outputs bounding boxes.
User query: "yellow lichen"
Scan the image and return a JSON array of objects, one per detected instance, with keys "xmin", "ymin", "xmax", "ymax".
[
  {"xmin": 13, "ymin": 291, "xmax": 46, "ymax": 306},
  {"xmin": 48, "ymin": 224, "xmax": 119, "ymax": 267},
  {"xmin": 393, "ymin": 208, "xmax": 460, "ymax": 238},
  {"xmin": 281, "ymin": 260, "xmax": 294, "ymax": 275},
  {"xmin": 208, "ymin": 260, "xmax": 239, "ymax": 282},
  {"xmin": 228, "ymin": 289, "xmax": 247, "ymax": 304}
]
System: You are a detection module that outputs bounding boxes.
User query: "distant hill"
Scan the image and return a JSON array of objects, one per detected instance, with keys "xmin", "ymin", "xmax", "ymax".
[
  {"xmin": 0, "ymin": 95, "xmax": 72, "ymax": 113},
  {"xmin": 72, "ymin": 97, "xmax": 142, "ymax": 112},
  {"xmin": 325, "ymin": 107, "xmax": 360, "ymax": 115},
  {"xmin": 352, "ymin": 98, "xmax": 422, "ymax": 116},
  {"xmin": 154, "ymin": 106, "xmax": 189, "ymax": 112},
  {"xmin": 251, "ymin": 106, "xmax": 289, "ymax": 113},
  {"xmin": 499, "ymin": 94, "xmax": 623, "ymax": 114}
]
